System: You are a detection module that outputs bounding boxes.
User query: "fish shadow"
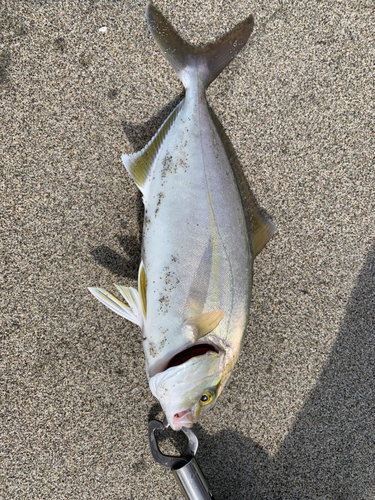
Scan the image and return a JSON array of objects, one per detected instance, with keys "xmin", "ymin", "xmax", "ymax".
[
  {"xmin": 191, "ymin": 245, "xmax": 375, "ymax": 499},
  {"xmin": 91, "ymin": 176, "xmax": 144, "ymax": 280},
  {"xmin": 90, "ymin": 233, "xmax": 142, "ymax": 280},
  {"xmin": 91, "ymin": 93, "xmax": 185, "ymax": 279},
  {"xmin": 121, "ymin": 91, "xmax": 185, "ymax": 150},
  {"xmin": 113, "ymin": 92, "xmax": 372, "ymax": 496}
]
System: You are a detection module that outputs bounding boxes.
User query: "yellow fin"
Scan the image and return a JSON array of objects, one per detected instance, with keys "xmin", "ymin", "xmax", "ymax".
[
  {"xmin": 114, "ymin": 285, "xmax": 138, "ymax": 311},
  {"xmin": 250, "ymin": 210, "xmax": 276, "ymax": 257},
  {"xmin": 138, "ymin": 261, "xmax": 147, "ymax": 318},
  {"xmin": 184, "ymin": 309, "xmax": 224, "ymax": 340},
  {"xmin": 122, "ymin": 101, "xmax": 183, "ymax": 191},
  {"xmin": 88, "ymin": 286, "xmax": 142, "ymax": 327}
]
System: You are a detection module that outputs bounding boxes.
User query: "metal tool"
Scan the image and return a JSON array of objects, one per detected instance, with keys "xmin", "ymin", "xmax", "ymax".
[{"xmin": 148, "ymin": 418, "xmax": 216, "ymax": 500}]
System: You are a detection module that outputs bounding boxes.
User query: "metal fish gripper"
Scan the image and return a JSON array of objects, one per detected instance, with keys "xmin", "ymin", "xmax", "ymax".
[{"xmin": 148, "ymin": 418, "xmax": 216, "ymax": 500}]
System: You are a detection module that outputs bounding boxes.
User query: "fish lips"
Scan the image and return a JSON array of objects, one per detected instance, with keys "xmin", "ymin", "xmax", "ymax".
[{"xmin": 171, "ymin": 408, "xmax": 198, "ymax": 430}]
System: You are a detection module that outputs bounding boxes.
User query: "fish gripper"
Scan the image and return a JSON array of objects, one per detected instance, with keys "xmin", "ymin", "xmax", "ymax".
[{"xmin": 148, "ymin": 418, "xmax": 216, "ymax": 500}]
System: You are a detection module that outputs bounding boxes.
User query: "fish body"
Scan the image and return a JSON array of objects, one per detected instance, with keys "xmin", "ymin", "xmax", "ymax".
[{"xmin": 89, "ymin": 3, "xmax": 274, "ymax": 430}]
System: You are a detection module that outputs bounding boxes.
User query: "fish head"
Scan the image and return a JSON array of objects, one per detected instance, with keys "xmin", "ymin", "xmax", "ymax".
[{"xmin": 149, "ymin": 349, "xmax": 230, "ymax": 430}]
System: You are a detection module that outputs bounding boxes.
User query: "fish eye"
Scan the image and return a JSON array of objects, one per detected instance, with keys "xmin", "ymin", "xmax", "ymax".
[{"xmin": 199, "ymin": 390, "xmax": 214, "ymax": 406}]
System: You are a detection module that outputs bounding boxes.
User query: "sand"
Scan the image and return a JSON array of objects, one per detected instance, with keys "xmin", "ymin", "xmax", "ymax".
[{"xmin": 1, "ymin": 0, "xmax": 374, "ymax": 498}]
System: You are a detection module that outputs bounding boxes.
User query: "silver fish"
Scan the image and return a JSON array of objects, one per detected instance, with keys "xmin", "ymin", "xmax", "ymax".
[{"xmin": 89, "ymin": 2, "xmax": 274, "ymax": 430}]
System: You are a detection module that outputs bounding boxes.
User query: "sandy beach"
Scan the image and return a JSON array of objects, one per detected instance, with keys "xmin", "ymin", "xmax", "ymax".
[{"xmin": 1, "ymin": 1, "xmax": 374, "ymax": 498}]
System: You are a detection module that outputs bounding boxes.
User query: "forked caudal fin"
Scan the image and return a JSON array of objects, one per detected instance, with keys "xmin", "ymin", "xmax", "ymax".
[
  {"xmin": 146, "ymin": 2, "xmax": 254, "ymax": 90},
  {"xmin": 122, "ymin": 4, "xmax": 254, "ymax": 194}
]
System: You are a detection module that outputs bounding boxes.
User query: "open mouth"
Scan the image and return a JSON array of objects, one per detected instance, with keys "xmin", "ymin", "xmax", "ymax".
[{"xmin": 166, "ymin": 343, "xmax": 219, "ymax": 370}]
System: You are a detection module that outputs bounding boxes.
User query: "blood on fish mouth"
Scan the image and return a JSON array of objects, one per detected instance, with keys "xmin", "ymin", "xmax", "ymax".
[{"xmin": 166, "ymin": 343, "xmax": 219, "ymax": 370}]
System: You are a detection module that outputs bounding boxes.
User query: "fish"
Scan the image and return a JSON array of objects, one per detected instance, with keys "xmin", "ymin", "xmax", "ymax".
[{"xmin": 89, "ymin": 2, "xmax": 275, "ymax": 431}]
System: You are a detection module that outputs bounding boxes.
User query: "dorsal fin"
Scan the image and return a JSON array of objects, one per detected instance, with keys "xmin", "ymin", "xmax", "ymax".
[
  {"xmin": 122, "ymin": 101, "xmax": 183, "ymax": 193},
  {"xmin": 250, "ymin": 207, "xmax": 276, "ymax": 257}
]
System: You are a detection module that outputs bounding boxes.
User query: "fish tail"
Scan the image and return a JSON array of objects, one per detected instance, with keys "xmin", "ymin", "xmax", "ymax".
[{"xmin": 146, "ymin": 2, "xmax": 254, "ymax": 90}]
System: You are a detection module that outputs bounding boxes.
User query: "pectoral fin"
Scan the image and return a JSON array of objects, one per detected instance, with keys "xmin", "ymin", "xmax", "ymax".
[
  {"xmin": 88, "ymin": 286, "xmax": 143, "ymax": 327},
  {"xmin": 184, "ymin": 309, "xmax": 224, "ymax": 340}
]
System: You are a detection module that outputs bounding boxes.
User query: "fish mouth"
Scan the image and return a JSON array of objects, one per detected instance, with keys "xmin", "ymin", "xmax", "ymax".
[
  {"xmin": 172, "ymin": 409, "xmax": 196, "ymax": 430},
  {"xmin": 166, "ymin": 343, "xmax": 219, "ymax": 370},
  {"xmin": 148, "ymin": 341, "xmax": 221, "ymax": 378}
]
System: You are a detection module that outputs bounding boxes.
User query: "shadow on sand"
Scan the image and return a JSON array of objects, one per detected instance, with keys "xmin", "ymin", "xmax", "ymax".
[
  {"xmin": 92, "ymin": 92, "xmax": 373, "ymax": 498},
  {"xmin": 193, "ymin": 245, "xmax": 375, "ymax": 499},
  {"xmin": 90, "ymin": 93, "xmax": 185, "ymax": 280}
]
